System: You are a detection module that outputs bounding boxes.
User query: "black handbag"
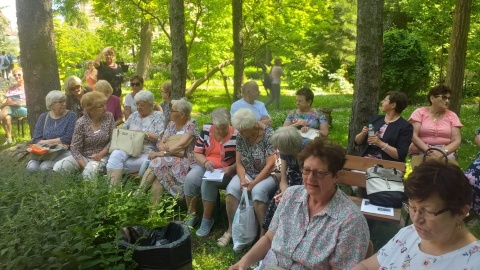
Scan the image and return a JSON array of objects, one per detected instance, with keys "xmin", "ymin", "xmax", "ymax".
[{"xmin": 366, "ymin": 164, "xmax": 407, "ymax": 208}]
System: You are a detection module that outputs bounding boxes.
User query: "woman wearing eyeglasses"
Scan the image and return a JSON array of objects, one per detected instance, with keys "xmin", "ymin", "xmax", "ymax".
[
  {"xmin": 124, "ymin": 75, "xmax": 162, "ymax": 121},
  {"xmin": 408, "ymin": 85, "xmax": 462, "ymax": 159},
  {"xmin": 230, "ymin": 138, "xmax": 369, "ymax": 269},
  {"xmin": 354, "ymin": 160, "xmax": 480, "ymax": 269},
  {"xmin": 27, "ymin": 90, "xmax": 76, "ymax": 173},
  {"xmin": 0, "ymin": 67, "xmax": 27, "ymax": 145},
  {"xmin": 65, "ymin": 75, "xmax": 91, "ymax": 119},
  {"xmin": 94, "ymin": 47, "xmax": 125, "ymax": 97}
]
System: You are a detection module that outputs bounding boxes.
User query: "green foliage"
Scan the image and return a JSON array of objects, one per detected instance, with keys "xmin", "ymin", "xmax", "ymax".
[
  {"xmin": 287, "ymin": 53, "xmax": 326, "ymax": 89},
  {"xmin": 0, "ymin": 163, "xmax": 177, "ymax": 269},
  {"xmin": 381, "ymin": 29, "xmax": 431, "ymax": 102}
]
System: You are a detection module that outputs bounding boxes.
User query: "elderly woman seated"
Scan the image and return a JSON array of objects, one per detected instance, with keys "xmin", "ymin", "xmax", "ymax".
[
  {"xmin": 262, "ymin": 126, "xmax": 309, "ymax": 231},
  {"xmin": 183, "ymin": 108, "xmax": 238, "ymax": 236},
  {"xmin": 53, "ymin": 91, "xmax": 115, "ymax": 179},
  {"xmin": 93, "ymin": 80, "xmax": 123, "ymax": 126},
  {"xmin": 230, "ymin": 138, "xmax": 370, "ymax": 270},
  {"xmin": 217, "ymin": 108, "xmax": 277, "ymax": 249},
  {"xmin": 106, "ymin": 90, "xmax": 165, "ymax": 186},
  {"xmin": 27, "ymin": 90, "xmax": 77, "ymax": 173},
  {"xmin": 137, "ymin": 98, "xmax": 199, "ymax": 204},
  {"xmin": 354, "ymin": 160, "xmax": 480, "ymax": 269}
]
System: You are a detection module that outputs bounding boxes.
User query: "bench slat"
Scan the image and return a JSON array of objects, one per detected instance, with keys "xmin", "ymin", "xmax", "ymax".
[{"xmin": 343, "ymin": 155, "xmax": 406, "ymax": 171}]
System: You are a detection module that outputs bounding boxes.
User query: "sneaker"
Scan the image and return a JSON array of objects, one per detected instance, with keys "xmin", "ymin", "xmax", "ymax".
[
  {"xmin": 196, "ymin": 218, "xmax": 214, "ymax": 237},
  {"xmin": 2, "ymin": 138, "xmax": 12, "ymax": 146},
  {"xmin": 184, "ymin": 215, "xmax": 200, "ymax": 227}
]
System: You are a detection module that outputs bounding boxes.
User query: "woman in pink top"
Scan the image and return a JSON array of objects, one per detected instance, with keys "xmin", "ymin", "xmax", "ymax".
[
  {"xmin": 82, "ymin": 60, "xmax": 97, "ymax": 89},
  {"xmin": 409, "ymin": 85, "xmax": 462, "ymax": 159},
  {"xmin": 93, "ymin": 80, "xmax": 123, "ymax": 126}
]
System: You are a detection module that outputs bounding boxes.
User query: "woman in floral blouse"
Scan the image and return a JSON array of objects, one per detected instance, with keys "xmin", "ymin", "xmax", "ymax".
[
  {"xmin": 231, "ymin": 138, "xmax": 369, "ymax": 270},
  {"xmin": 54, "ymin": 91, "xmax": 115, "ymax": 179},
  {"xmin": 354, "ymin": 160, "xmax": 480, "ymax": 270}
]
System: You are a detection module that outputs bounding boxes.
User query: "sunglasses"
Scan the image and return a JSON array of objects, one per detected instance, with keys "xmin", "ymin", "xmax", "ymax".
[
  {"xmin": 130, "ymin": 82, "xmax": 141, "ymax": 87},
  {"xmin": 13, "ymin": 73, "xmax": 22, "ymax": 77},
  {"xmin": 435, "ymin": 95, "xmax": 452, "ymax": 101},
  {"xmin": 69, "ymin": 85, "xmax": 82, "ymax": 91}
]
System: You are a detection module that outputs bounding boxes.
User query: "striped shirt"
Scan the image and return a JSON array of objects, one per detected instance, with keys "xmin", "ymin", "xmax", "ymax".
[{"xmin": 194, "ymin": 123, "xmax": 238, "ymax": 167}]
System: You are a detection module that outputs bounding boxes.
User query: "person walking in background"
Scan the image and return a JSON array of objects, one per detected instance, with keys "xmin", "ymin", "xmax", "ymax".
[
  {"xmin": 6, "ymin": 52, "xmax": 14, "ymax": 79},
  {"xmin": 94, "ymin": 47, "xmax": 125, "ymax": 97},
  {"xmin": 265, "ymin": 58, "xmax": 284, "ymax": 110},
  {"xmin": 82, "ymin": 60, "xmax": 97, "ymax": 89},
  {"xmin": 0, "ymin": 51, "xmax": 10, "ymax": 81}
]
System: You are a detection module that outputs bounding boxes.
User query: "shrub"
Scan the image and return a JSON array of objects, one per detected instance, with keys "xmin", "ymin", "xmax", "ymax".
[
  {"xmin": 0, "ymin": 159, "xmax": 178, "ymax": 269},
  {"xmin": 382, "ymin": 29, "xmax": 431, "ymax": 102}
]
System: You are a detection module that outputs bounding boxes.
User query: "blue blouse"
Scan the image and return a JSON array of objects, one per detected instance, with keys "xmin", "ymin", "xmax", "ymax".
[{"xmin": 32, "ymin": 111, "xmax": 77, "ymax": 144}]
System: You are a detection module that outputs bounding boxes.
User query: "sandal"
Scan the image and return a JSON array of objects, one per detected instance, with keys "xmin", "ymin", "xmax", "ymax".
[{"xmin": 216, "ymin": 231, "xmax": 232, "ymax": 247}]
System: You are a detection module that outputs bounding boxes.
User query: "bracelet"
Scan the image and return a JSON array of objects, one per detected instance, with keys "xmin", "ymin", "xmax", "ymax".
[
  {"xmin": 203, "ymin": 160, "xmax": 209, "ymax": 166},
  {"xmin": 381, "ymin": 143, "xmax": 388, "ymax": 150}
]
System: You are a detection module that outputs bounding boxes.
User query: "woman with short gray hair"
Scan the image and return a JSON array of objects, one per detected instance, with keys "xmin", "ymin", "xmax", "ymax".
[
  {"xmin": 184, "ymin": 108, "xmax": 238, "ymax": 237},
  {"xmin": 27, "ymin": 90, "xmax": 77, "ymax": 173},
  {"xmin": 262, "ymin": 126, "xmax": 309, "ymax": 231},
  {"xmin": 106, "ymin": 90, "xmax": 165, "ymax": 186},
  {"xmin": 217, "ymin": 108, "xmax": 277, "ymax": 250}
]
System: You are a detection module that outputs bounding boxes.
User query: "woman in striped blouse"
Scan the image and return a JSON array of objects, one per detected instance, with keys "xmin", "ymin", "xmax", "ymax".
[{"xmin": 183, "ymin": 108, "xmax": 238, "ymax": 237}]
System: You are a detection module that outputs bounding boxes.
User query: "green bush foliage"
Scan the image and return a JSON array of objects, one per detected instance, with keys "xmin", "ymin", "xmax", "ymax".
[
  {"xmin": 0, "ymin": 162, "xmax": 178, "ymax": 270},
  {"xmin": 381, "ymin": 29, "xmax": 431, "ymax": 102}
]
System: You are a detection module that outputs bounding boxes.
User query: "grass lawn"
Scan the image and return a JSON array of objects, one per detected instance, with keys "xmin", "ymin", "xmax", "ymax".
[{"xmin": 1, "ymin": 81, "xmax": 480, "ymax": 268}]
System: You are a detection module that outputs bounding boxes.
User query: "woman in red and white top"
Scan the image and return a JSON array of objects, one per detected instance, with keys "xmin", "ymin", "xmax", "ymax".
[{"xmin": 184, "ymin": 108, "xmax": 238, "ymax": 237}]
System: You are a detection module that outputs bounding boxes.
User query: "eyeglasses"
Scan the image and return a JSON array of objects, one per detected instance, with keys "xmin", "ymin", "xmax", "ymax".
[
  {"xmin": 130, "ymin": 82, "xmax": 141, "ymax": 87},
  {"xmin": 402, "ymin": 202, "xmax": 450, "ymax": 220},
  {"xmin": 171, "ymin": 110, "xmax": 179, "ymax": 113},
  {"xmin": 13, "ymin": 73, "xmax": 22, "ymax": 77},
  {"xmin": 69, "ymin": 85, "xmax": 82, "ymax": 91},
  {"xmin": 435, "ymin": 95, "xmax": 452, "ymax": 101},
  {"xmin": 54, "ymin": 100, "xmax": 67, "ymax": 104},
  {"xmin": 135, "ymin": 102, "xmax": 150, "ymax": 107},
  {"xmin": 300, "ymin": 167, "xmax": 331, "ymax": 179}
]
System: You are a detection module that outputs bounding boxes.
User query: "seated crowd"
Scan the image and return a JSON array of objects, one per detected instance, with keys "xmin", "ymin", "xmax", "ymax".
[{"xmin": 7, "ymin": 70, "xmax": 480, "ymax": 269}]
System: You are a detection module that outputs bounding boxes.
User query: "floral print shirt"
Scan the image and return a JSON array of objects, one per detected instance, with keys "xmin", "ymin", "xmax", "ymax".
[
  {"xmin": 261, "ymin": 185, "xmax": 370, "ymax": 269},
  {"xmin": 123, "ymin": 111, "xmax": 165, "ymax": 154},
  {"xmin": 236, "ymin": 125, "xmax": 275, "ymax": 179},
  {"xmin": 377, "ymin": 225, "xmax": 480, "ymax": 269}
]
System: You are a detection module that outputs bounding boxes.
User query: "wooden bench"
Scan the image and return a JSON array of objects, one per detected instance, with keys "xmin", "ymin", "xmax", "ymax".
[{"xmin": 338, "ymin": 155, "xmax": 407, "ymax": 226}]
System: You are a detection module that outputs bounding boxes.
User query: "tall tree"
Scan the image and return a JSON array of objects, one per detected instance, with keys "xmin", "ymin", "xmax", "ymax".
[
  {"xmin": 445, "ymin": 0, "xmax": 473, "ymax": 116},
  {"xmin": 136, "ymin": 21, "xmax": 153, "ymax": 79},
  {"xmin": 232, "ymin": 0, "xmax": 243, "ymax": 101},
  {"xmin": 347, "ymin": 0, "xmax": 384, "ymax": 155},
  {"xmin": 17, "ymin": 0, "xmax": 60, "ymax": 135},
  {"xmin": 169, "ymin": 0, "xmax": 187, "ymax": 99}
]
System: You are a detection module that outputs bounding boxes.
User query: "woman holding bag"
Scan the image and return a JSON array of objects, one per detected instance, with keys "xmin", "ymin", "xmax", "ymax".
[
  {"xmin": 106, "ymin": 90, "xmax": 165, "ymax": 187},
  {"xmin": 218, "ymin": 108, "xmax": 277, "ymax": 249},
  {"xmin": 137, "ymin": 98, "xmax": 199, "ymax": 203},
  {"xmin": 27, "ymin": 90, "xmax": 76, "ymax": 173},
  {"xmin": 408, "ymin": 85, "xmax": 462, "ymax": 159}
]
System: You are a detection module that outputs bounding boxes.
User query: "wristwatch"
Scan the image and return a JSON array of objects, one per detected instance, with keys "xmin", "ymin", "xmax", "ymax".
[
  {"xmin": 444, "ymin": 149, "xmax": 449, "ymax": 154},
  {"xmin": 163, "ymin": 151, "xmax": 167, "ymax": 156}
]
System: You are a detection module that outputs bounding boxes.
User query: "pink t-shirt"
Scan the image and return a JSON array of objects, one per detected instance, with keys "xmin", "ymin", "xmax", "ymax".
[
  {"xmin": 5, "ymin": 85, "xmax": 26, "ymax": 104},
  {"xmin": 84, "ymin": 69, "xmax": 97, "ymax": 89},
  {"xmin": 408, "ymin": 107, "xmax": 462, "ymax": 153},
  {"xmin": 106, "ymin": 95, "xmax": 122, "ymax": 121}
]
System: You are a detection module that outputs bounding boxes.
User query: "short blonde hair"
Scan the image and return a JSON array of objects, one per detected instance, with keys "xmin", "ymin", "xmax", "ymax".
[
  {"xmin": 11, "ymin": 66, "xmax": 22, "ymax": 74},
  {"xmin": 161, "ymin": 81, "xmax": 172, "ymax": 94},
  {"xmin": 93, "ymin": 80, "xmax": 113, "ymax": 96},
  {"xmin": 81, "ymin": 91, "xmax": 107, "ymax": 113},
  {"xmin": 64, "ymin": 76, "xmax": 82, "ymax": 95}
]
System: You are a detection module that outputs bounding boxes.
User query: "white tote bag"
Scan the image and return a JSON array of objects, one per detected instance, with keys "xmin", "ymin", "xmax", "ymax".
[
  {"xmin": 232, "ymin": 188, "xmax": 258, "ymax": 252},
  {"xmin": 109, "ymin": 128, "xmax": 145, "ymax": 157}
]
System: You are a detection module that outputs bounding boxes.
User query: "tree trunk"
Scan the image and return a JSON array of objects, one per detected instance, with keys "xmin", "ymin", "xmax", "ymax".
[
  {"xmin": 169, "ymin": 0, "xmax": 187, "ymax": 99},
  {"xmin": 445, "ymin": 0, "xmax": 472, "ymax": 116},
  {"xmin": 17, "ymin": 0, "xmax": 60, "ymax": 137},
  {"xmin": 347, "ymin": 0, "xmax": 384, "ymax": 155},
  {"xmin": 136, "ymin": 21, "xmax": 153, "ymax": 80},
  {"xmin": 185, "ymin": 59, "xmax": 234, "ymax": 97},
  {"xmin": 232, "ymin": 0, "xmax": 244, "ymax": 101}
]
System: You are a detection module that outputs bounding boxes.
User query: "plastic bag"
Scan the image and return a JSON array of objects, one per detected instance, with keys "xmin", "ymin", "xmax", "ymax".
[{"xmin": 232, "ymin": 188, "xmax": 258, "ymax": 252}]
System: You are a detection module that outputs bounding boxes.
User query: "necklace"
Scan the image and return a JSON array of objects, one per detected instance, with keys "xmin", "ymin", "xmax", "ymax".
[
  {"xmin": 250, "ymin": 124, "xmax": 260, "ymax": 143},
  {"xmin": 384, "ymin": 115, "xmax": 401, "ymax": 124}
]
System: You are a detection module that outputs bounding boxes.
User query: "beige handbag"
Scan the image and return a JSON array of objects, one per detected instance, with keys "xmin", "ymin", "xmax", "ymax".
[
  {"xmin": 164, "ymin": 134, "xmax": 187, "ymax": 158},
  {"xmin": 109, "ymin": 128, "xmax": 145, "ymax": 157},
  {"xmin": 411, "ymin": 148, "xmax": 458, "ymax": 169}
]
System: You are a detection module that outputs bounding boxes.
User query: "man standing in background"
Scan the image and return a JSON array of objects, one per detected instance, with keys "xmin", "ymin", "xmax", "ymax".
[{"xmin": 265, "ymin": 58, "xmax": 284, "ymax": 110}]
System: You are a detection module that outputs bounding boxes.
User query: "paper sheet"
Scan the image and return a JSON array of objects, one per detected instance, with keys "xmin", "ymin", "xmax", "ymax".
[
  {"xmin": 360, "ymin": 199, "xmax": 394, "ymax": 216},
  {"xmin": 202, "ymin": 169, "xmax": 225, "ymax": 182}
]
